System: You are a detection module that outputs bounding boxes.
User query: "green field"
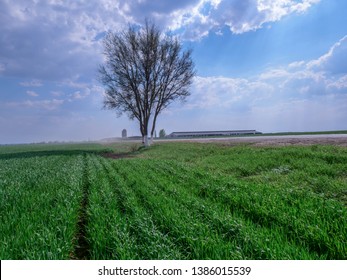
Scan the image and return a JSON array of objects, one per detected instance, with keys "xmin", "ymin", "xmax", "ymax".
[{"xmin": 0, "ymin": 142, "xmax": 346, "ymax": 259}]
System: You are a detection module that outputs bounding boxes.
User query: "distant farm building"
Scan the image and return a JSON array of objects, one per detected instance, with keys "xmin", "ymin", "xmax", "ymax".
[
  {"xmin": 122, "ymin": 129, "xmax": 127, "ymax": 138},
  {"xmin": 168, "ymin": 130, "xmax": 261, "ymax": 138}
]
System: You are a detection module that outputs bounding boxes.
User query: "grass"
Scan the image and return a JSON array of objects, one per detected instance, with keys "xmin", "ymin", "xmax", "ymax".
[
  {"xmin": 0, "ymin": 141, "xmax": 346, "ymax": 259},
  {"xmin": 0, "ymin": 153, "xmax": 84, "ymax": 259}
]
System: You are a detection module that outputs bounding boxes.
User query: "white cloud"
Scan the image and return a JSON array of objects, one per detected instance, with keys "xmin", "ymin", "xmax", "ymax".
[
  {"xmin": 6, "ymin": 99, "xmax": 64, "ymax": 111},
  {"xmin": 20, "ymin": 79, "xmax": 43, "ymax": 87},
  {"xmin": 68, "ymin": 90, "xmax": 90, "ymax": 102},
  {"xmin": 288, "ymin": 61, "xmax": 305, "ymax": 69},
  {"xmin": 327, "ymin": 74, "xmax": 347, "ymax": 91},
  {"xmin": 168, "ymin": 0, "xmax": 320, "ymax": 40},
  {"xmin": 26, "ymin": 90, "xmax": 39, "ymax": 97},
  {"xmin": 259, "ymin": 68, "xmax": 291, "ymax": 80},
  {"xmin": 72, "ymin": 91, "xmax": 84, "ymax": 100},
  {"xmin": 308, "ymin": 35, "xmax": 347, "ymax": 75},
  {"xmin": 51, "ymin": 91, "xmax": 64, "ymax": 97},
  {"xmin": 188, "ymin": 76, "xmax": 273, "ymax": 109},
  {"xmin": 58, "ymin": 78, "xmax": 88, "ymax": 89}
]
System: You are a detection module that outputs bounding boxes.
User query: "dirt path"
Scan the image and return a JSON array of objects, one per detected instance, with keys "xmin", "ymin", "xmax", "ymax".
[{"xmin": 101, "ymin": 152, "xmax": 135, "ymax": 159}]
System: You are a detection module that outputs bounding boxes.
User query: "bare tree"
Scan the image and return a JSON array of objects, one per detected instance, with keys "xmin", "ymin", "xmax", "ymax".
[{"xmin": 99, "ymin": 21, "xmax": 195, "ymax": 146}]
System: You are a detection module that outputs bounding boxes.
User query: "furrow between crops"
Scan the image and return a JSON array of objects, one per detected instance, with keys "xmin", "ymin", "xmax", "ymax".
[{"xmin": 71, "ymin": 154, "xmax": 91, "ymax": 259}]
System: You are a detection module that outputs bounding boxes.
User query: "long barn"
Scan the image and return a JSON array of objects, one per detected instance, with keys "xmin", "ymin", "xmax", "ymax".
[{"xmin": 168, "ymin": 130, "xmax": 261, "ymax": 138}]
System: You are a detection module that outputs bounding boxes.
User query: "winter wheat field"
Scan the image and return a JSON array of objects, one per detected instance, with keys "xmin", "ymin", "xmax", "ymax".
[{"xmin": 1, "ymin": 135, "xmax": 347, "ymax": 260}]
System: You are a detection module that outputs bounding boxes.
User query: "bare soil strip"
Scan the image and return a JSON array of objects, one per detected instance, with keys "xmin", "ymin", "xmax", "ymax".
[
  {"xmin": 101, "ymin": 152, "xmax": 134, "ymax": 159},
  {"xmin": 158, "ymin": 134, "xmax": 347, "ymax": 146},
  {"xmin": 71, "ymin": 155, "xmax": 90, "ymax": 259}
]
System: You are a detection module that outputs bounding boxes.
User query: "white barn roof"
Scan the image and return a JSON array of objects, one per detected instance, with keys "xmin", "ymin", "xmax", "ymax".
[{"xmin": 168, "ymin": 130, "xmax": 261, "ymax": 138}]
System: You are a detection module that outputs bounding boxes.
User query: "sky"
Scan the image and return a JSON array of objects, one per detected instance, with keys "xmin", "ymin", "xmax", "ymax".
[{"xmin": 1, "ymin": 0, "xmax": 347, "ymax": 144}]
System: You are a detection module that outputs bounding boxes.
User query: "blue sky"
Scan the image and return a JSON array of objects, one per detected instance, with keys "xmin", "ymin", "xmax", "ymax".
[{"xmin": 1, "ymin": 0, "xmax": 347, "ymax": 144}]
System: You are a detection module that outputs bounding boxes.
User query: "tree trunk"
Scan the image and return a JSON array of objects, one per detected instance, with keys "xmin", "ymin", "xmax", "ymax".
[
  {"xmin": 143, "ymin": 123, "xmax": 149, "ymax": 147},
  {"xmin": 150, "ymin": 112, "xmax": 159, "ymax": 146},
  {"xmin": 143, "ymin": 115, "xmax": 150, "ymax": 147},
  {"xmin": 144, "ymin": 135, "xmax": 149, "ymax": 147}
]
